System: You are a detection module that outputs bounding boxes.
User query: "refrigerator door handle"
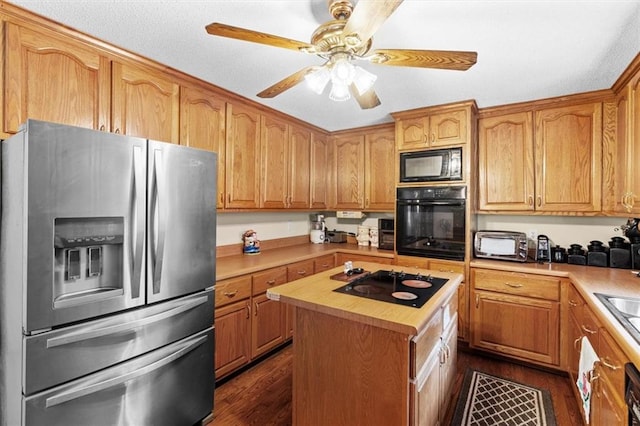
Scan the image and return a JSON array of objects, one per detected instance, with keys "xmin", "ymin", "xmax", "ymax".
[
  {"xmin": 149, "ymin": 148, "xmax": 167, "ymax": 295},
  {"xmin": 45, "ymin": 333, "xmax": 208, "ymax": 408},
  {"xmin": 46, "ymin": 295, "xmax": 208, "ymax": 348},
  {"xmin": 130, "ymin": 145, "xmax": 145, "ymax": 299}
]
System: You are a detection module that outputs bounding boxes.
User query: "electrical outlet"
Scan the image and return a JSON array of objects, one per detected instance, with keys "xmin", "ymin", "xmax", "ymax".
[{"xmin": 528, "ymin": 230, "xmax": 538, "ymax": 240}]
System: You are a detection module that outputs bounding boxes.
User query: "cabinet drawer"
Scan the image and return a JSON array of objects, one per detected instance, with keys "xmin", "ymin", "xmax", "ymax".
[
  {"xmin": 429, "ymin": 260, "xmax": 465, "ymax": 280},
  {"xmin": 287, "ymin": 259, "xmax": 315, "ymax": 282},
  {"xmin": 472, "ymin": 269, "xmax": 560, "ymax": 301},
  {"xmin": 568, "ymin": 284, "xmax": 585, "ymax": 323},
  {"xmin": 598, "ymin": 328, "xmax": 627, "ymax": 401},
  {"xmin": 410, "ymin": 308, "xmax": 442, "ymax": 379},
  {"xmin": 314, "ymin": 254, "xmax": 336, "ymax": 273},
  {"xmin": 581, "ymin": 305, "xmax": 601, "ymax": 352},
  {"xmin": 252, "ymin": 266, "xmax": 287, "ymax": 295},
  {"xmin": 215, "ymin": 276, "xmax": 252, "ymax": 308}
]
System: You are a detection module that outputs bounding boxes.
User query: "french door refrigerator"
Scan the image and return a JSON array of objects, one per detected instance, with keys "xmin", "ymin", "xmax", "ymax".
[{"xmin": 0, "ymin": 120, "xmax": 217, "ymax": 426}]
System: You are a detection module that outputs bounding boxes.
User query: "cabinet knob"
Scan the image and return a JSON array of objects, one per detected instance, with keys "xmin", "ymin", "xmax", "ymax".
[
  {"xmin": 504, "ymin": 282, "xmax": 523, "ymax": 288},
  {"xmin": 536, "ymin": 196, "xmax": 542, "ymax": 207},
  {"xmin": 581, "ymin": 324, "xmax": 597, "ymax": 335},
  {"xmin": 223, "ymin": 290, "xmax": 238, "ymax": 298},
  {"xmin": 114, "ymin": 128, "xmax": 120, "ymax": 134},
  {"xmin": 99, "ymin": 125, "xmax": 105, "ymax": 131},
  {"xmin": 266, "ymin": 279, "xmax": 276, "ymax": 285},
  {"xmin": 600, "ymin": 357, "xmax": 621, "ymax": 371},
  {"xmin": 528, "ymin": 196, "xmax": 534, "ymax": 207}
]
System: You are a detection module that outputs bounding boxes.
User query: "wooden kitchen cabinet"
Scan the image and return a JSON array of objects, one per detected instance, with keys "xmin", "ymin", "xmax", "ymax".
[
  {"xmin": 3, "ymin": 21, "xmax": 111, "ymax": 135},
  {"xmin": 260, "ymin": 114, "xmax": 289, "ymax": 209},
  {"xmin": 478, "ymin": 111, "xmax": 535, "ymax": 210},
  {"xmin": 478, "ymin": 101, "xmax": 603, "ymax": 213},
  {"xmin": 393, "ymin": 102, "xmax": 475, "ymax": 151},
  {"xmin": 179, "ymin": 84, "xmax": 226, "ymax": 208},
  {"xmin": 335, "ymin": 253, "xmax": 394, "ymax": 266},
  {"xmin": 225, "ymin": 102, "xmax": 261, "ymax": 209},
  {"xmin": 251, "ymin": 266, "xmax": 287, "ymax": 358},
  {"xmin": 607, "ymin": 56, "xmax": 640, "ymax": 214},
  {"xmin": 328, "ymin": 133, "xmax": 366, "ymax": 210},
  {"xmin": 313, "ymin": 254, "xmax": 336, "ymax": 273},
  {"xmin": 288, "ymin": 124, "xmax": 312, "ymax": 209},
  {"xmin": 364, "ymin": 125, "xmax": 395, "ymax": 211},
  {"xmin": 214, "ymin": 275, "xmax": 252, "ymax": 380},
  {"xmin": 310, "ymin": 132, "xmax": 330, "ymax": 210},
  {"xmin": 470, "ymin": 268, "xmax": 561, "ymax": 367},
  {"xmin": 111, "ymin": 60, "xmax": 180, "ymax": 143}
]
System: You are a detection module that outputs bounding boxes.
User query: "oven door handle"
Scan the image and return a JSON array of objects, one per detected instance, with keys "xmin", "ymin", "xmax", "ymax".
[{"xmin": 398, "ymin": 200, "xmax": 465, "ymax": 207}]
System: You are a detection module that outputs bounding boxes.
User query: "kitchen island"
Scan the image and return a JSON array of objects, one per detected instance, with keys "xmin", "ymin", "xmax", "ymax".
[{"xmin": 266, "ymin": 262, "xmax": 463, "ymax": 426}]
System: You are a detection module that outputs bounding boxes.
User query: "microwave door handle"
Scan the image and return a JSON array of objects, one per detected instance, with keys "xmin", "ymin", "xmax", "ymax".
[
  {"xmin": 45, "ymin": 334, "xmax": 207, "ymax": 408},
  {"xmin": 129, "ymin": 145, "xmax": 145, "ymax": 299}
]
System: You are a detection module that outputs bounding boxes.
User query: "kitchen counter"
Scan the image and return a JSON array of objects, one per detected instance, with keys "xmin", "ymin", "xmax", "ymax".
[
  {"xmin": 471, "ymin": 259, "xmax": 640, "ymax": 368},
  {"xmin": 216, "ymin": 243, "xmax": 394, "ymax": 281},
  {"xmin": 266, "ymin": 261, "xmax": 462, "ymax": 335}
]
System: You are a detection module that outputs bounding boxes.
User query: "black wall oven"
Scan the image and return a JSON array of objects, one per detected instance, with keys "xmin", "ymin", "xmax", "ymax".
[{"xmin": 396, "ymin": 186, "xmax": 466, "ymax": 260}]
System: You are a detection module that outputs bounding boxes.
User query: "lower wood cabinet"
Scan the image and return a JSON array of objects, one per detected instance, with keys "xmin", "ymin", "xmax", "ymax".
[
  {"xmin": 251, "ymin": 266, "xmax": 288, "ymax": 358},
  {"xmin": 470, "ymin": 268, "xmax": 561, "ymax": 367},
  {"xmin": 335, "ymin": 252, "xmax": 394, "ymax": 266}
]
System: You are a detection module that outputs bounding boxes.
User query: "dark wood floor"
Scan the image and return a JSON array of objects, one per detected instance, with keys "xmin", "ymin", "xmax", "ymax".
[{"xmin": 209, "ymin": 342, "xmax": 582, "ymax": 425}]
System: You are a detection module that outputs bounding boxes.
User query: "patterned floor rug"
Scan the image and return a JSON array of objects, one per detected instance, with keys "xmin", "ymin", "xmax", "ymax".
[{"xmin": 451, "ymin": 368, "xmax": 557, "ymax": 426}]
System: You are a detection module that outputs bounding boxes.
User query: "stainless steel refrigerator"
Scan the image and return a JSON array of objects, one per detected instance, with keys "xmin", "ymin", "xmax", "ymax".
[{"xmin": 0, "ymin": 120, "xmax": 217, "ymax": 425}]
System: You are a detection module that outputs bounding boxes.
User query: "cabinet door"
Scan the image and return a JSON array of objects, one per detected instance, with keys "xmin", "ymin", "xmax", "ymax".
[
  {"xmin": 225, "ymin": 102, "xmax": 261, "ymax": 208},
  {"xmin": 567, "ymin": 314, "xmax": 582, "ymax": 382},
  {"xmin": 471, "ymin": 290, "xmax": 560, "ymax": 366},
  {"xmin": 534, "ymin": 103, "xmax": 602, "ymax": 212},
  {"xmin": 214, "ymin": 299, "xmax": 251, "ymax": 379},
  {"xmin": 478, "ymin": 112, "xmax": 535, "ymax": 210},
  {"xmin": 260, "ymin": 115, "xmax": 289, "ymax": 208},
  {"xmin": 179, "ymin": 85, "xmax": 226, "ymax": 208},
  {"xmin": 593, "ymin": 373, "xmax": 627, "ymax": 426},
  {"xmin": 365, "ymin": 127, "xmax": 395, "ymax": 211},
  {"xmin": 111, "ymin": 61, "xmax": 180, "ymax": 142},
  {"xmin": 251, "ymin": 293, "xmax": 285, "ymax": 358},
  {"xmin": 410, "ymin": 346, "xmax": 440, "ymax": 426},
  {"xmin": 429, "ymin": 108, "xmax": 469, "ymax": 147},
  {"xmin": 330, "ymin": 134, "xmax": 365, "ymax": 209},
  {"xmin": 439, "ymin": 318, "xmax": 458, "ymax": 421},
  {"xmin": 289, "ymin": 125, "xmax": 311, "ymax": 209},
  {"xmin": 396, "ymin": 116, "xmax": 428, "ymax": 150},
  {"xmin": 4, "ymin": 22, "xmax": 110, "ymax": 134},
  {"xmin": 310, "ymin": 132, "xmax": 330, "ymax": 210}
]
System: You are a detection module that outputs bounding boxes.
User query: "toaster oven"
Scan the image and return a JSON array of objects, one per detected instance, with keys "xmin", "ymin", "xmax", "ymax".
[{"xmin": 474, "ymin": 230, "xmax": 529, "ymax": 262}]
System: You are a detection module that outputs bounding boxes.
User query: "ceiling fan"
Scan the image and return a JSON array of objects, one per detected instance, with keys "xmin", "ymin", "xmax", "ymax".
[{"xmin": 205, "ymin": 0, "xmax": 477, "ymax": 109}]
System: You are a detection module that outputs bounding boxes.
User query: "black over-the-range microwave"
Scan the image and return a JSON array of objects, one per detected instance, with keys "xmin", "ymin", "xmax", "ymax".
[{"xmin": 399, "ymin": 147, "xmax": 462, "ymax": 183}]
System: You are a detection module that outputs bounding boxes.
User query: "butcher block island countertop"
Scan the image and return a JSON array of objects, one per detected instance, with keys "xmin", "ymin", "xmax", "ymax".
[{"xmin": 267, "ymin": 262, "xmax": 463, "ymax": 426}]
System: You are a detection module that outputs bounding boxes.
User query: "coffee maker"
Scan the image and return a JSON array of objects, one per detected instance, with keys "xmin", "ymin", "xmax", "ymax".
[{"xmin": 310, "ymin": 214, "xmax": 326, "ymax": 244}]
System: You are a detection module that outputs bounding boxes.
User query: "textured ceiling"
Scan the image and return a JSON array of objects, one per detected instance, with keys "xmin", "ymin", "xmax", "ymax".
[{"xmin": 8, "ymin": 0, "xmax": 640, "ymax": 131}]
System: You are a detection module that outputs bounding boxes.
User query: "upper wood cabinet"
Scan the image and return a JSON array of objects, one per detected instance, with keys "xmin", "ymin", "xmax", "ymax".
[
  {"xmin": 310, "ymin": 132, "xmax": 330, "ymax": 210},
  {"xmin": 288, "ymin": 124, "xmax": 312, "ymax": 209},
  {"xmin": 478, "ymin": 111, "xmax": 535, "ymax": 210},
  {"xmin": 606, "ymin": 56, "xmax": 640, "ymax": 214},
  {"xmin": 225, "ymin": 102, "xmax": 261, "ymax": 209},
  {"xmin": 260, "ymin": 114, "xmax": 289, "ymax": 209},
  {"xmin": 3, "ymin": 22, "xmax": 111, "ymax": 135},
  {"xmin": 111, "ymin": 60, "xmax": 180, "ymax": 143},
  {"xmin": 179, "ymin": 84, "xmax": 226, "ymax": 208},
  {"xmin": 478, "ymin": 101, "xmax": 603, "ymax": 213},
  {"xmin": 328, "ymin": 133, "xmax": 366, "ymax": 210},
  {"xmin": 393, "ymin": 102, "xmax": 475, "ymax": 151},
  {"xmin": 364, "ymin": 125, "xmax": 395, "ymax": 211}
]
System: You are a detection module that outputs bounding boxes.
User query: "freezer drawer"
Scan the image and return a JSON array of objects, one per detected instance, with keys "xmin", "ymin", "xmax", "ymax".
[
  {"xmin": 24, "ymin": 289, "xmax": 213, "ymax": 394},
  {"xmin": 24, "ymin": 328, "xmax": 214, "ymax": 426}
]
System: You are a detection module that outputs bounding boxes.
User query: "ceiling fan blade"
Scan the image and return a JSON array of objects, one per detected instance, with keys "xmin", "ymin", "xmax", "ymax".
[
  {"xmin": 257, "ymin": 66, "xmax": 319, "ymax": 98},
  {"xmin": 342, "ymin": 0, "xmax": 403, "ymax": 48},
  {"xmin": 369, "ymin": 49, "xmax": 477, "ymax": 70},
  {"xmin": 205, "ymin": 23, "xmax": 315, "ymax": 53},
  {"xmin": 349, "ymin": 84, "xmax": 381, "ymax": 109}
]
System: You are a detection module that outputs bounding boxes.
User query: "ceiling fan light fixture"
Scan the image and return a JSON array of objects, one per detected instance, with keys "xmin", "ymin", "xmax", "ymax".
[
  {"xmin": 305, "ymin": 67, "xmax": 331, "ymax": 94},
  {"xmin": 352, "ymin": 65, "xmax": 377, "ymax": 95},
  {"xmin": 330, "ymin": 57, "xmax": 355, "ymax": 86},
  {"xmin": 329, "ymin": 81, "xmax": 351, "ymax": 102}
]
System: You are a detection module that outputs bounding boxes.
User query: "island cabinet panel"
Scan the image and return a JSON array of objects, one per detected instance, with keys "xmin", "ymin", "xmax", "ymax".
[
  {"xmin": 3, "ymin": 21, "xmax": 111, "ymax": 135},
  {"xmin": 470, "ymin": 268, "xmax": 561, "ymax": 367},
  {"xmin": 293, "ymin": 309, "xmax": 410, "ymax": 426},
  {"xmin": 411, "ymin": 346, "xmax": 440, "ymax": 426},
  {"xmin": 111, "ymin": 60, "xmax": 180, "ymax": 143}
]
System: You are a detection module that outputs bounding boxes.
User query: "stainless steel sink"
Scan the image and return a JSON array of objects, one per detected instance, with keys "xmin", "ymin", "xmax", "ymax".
[
  {"xmin": 606, "ymin": 297, "xmax": 640, "ymax": 317},
  {"xmin": 595, "ymin": 293, "xmax": 640, "ymax": 344}
]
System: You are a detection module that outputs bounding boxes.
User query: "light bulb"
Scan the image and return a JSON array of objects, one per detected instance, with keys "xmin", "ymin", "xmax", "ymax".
[
  {"xmin": 305, "ymin": 67, "xmax": 331, "ymax": 94},
  {"xmin": 329, "ymin": 81, "xmax": 351, "ymax": 102},
  {"xmin": 330, "ymin": 58, "xmax": 355, "ymax": 85},
  {"xmin": 352, "ymin": 66, "xmax": 377, "ymax": 95}
]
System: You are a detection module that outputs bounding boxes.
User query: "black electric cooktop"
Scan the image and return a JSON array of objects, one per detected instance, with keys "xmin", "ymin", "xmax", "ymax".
[{"xmin": 333, "ymin": 270, "xmax": 449, "ymax": 308}]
